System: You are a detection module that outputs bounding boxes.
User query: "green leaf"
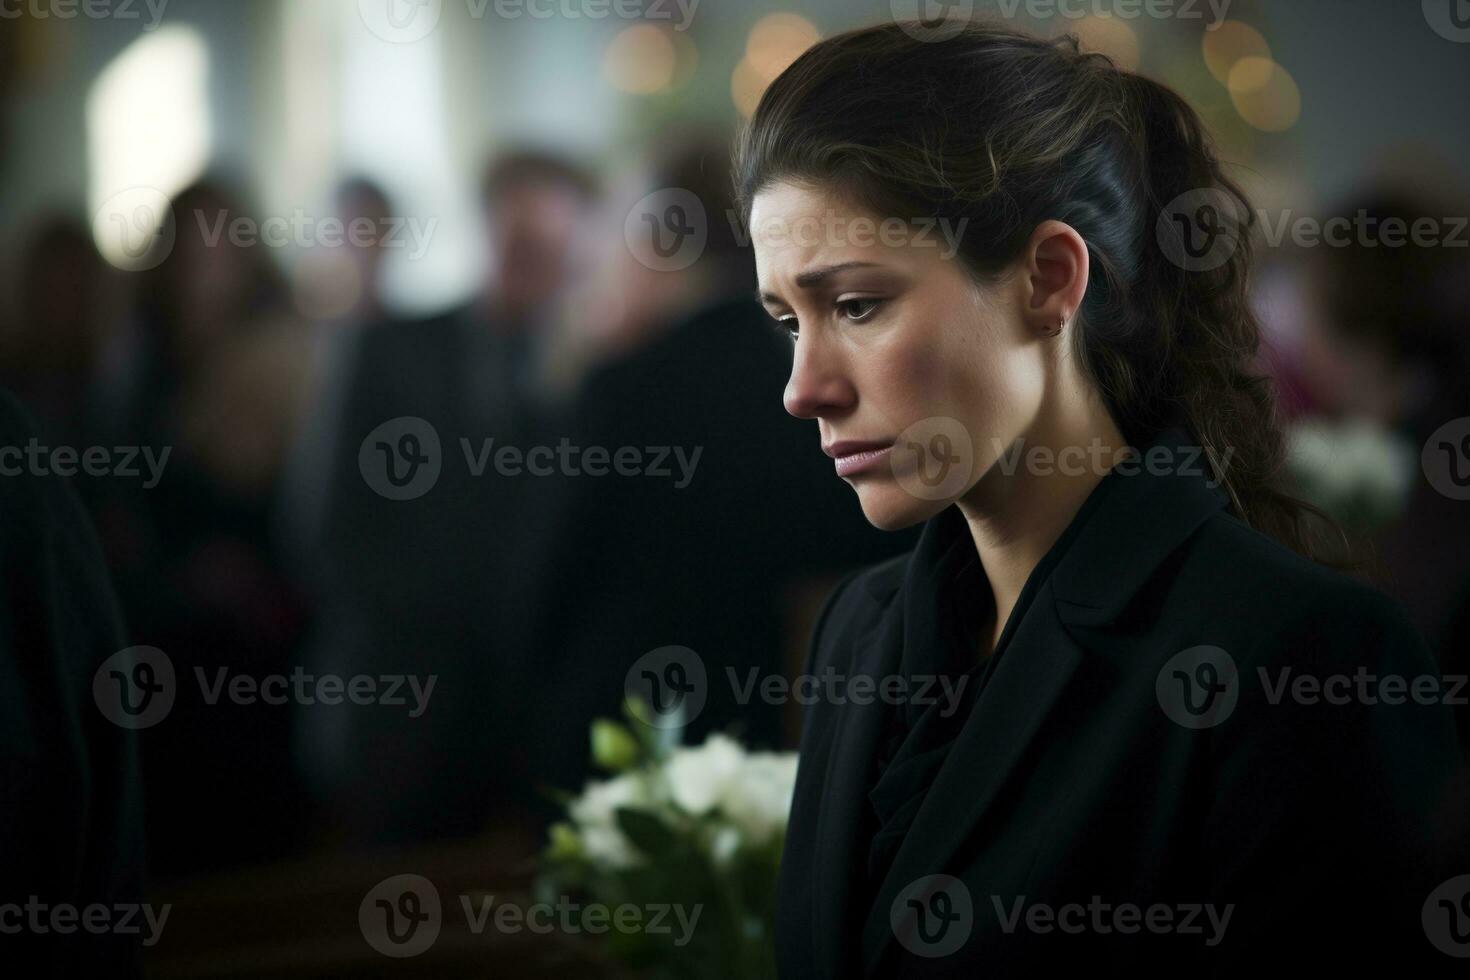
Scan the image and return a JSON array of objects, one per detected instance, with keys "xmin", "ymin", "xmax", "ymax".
[
  {"xmin": 615, "ymin": 806, "xmax": 679, "ymax": 858},
  {"xmin": 590, "ymin": 718, "xmax": 642, "ymax": 771}
]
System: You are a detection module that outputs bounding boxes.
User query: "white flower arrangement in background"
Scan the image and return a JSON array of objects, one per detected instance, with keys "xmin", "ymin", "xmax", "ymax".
[
  {"xmin": 1285, "ymin": 417, "xmax": 1415, "ymax": 532},
  {"xmin": 537, "ymin": 699, "xmax": 797, "ymax": 978}
]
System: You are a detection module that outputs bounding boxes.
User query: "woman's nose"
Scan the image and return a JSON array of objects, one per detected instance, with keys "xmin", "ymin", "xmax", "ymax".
[{"xmin": 783, "ymin": 336, "xmax": 855, "ymax": 420}]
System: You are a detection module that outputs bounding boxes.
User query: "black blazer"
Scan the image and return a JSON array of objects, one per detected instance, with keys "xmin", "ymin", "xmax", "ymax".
[{"xmin": 776, "ymin": 425, "xmax": 1462, "ymax": 977}]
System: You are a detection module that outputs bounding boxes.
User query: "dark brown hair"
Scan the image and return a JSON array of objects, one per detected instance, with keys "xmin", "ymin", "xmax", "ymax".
[{"xmin": 733, "ymin": 20, "xmax": 1347, "ymax": 564}]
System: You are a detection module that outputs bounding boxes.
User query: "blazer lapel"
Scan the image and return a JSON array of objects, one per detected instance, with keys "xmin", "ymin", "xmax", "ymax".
[
  {"xmin": 810, "ymin": 591, "xmax": 904, "ymax": 979},
  {"xmin": 857, "ymin": 595, "xmax": 1090, "ymax": 974},
  {"xmin": 857, "ymin": 425, "xmax": 1230, "ymax": 974}
]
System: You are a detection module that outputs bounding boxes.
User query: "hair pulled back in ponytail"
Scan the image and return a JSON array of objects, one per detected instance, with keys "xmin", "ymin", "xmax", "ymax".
[{"xmin": 733, "ymin": 20, "xmax": 1346, "ymax": 564}]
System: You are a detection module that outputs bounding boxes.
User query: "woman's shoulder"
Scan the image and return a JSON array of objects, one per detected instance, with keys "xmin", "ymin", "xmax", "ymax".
[{"xmin": 1174, "ymin": 508, "xmax": 1432, "ymax": 674}]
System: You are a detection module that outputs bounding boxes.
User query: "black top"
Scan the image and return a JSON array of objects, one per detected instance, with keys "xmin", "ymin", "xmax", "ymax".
[
  {"xmin": 861, "ymin": 469, "xmax": 1119, "ymax": 918},
  {"xmin": 775, "ymin": 424, "xmax": 1462, "ymax": 978}
]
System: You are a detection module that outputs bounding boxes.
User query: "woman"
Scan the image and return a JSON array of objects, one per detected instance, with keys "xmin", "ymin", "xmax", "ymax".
[{"xmin": 734, "ymin": 21, "xmax": 1462, "ymax": 977}]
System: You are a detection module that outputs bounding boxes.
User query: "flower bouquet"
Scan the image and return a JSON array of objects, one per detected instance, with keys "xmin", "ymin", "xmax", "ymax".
[
  {"xmin": 1284, "ymin": 418, "xmax": 1415, "ymax": 532},
  {"xmin": 535, "ymin": 697, "xmax": 797, "ymax": 979}
]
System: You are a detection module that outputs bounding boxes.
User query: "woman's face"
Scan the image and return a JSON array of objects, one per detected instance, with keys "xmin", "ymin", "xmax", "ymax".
[{"xmin": 752, "ymin": 181, "xmax": 1064, "ymax": 530}]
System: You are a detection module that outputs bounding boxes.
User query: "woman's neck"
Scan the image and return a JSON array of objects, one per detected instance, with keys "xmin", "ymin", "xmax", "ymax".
[{"xmin": 957, "ymin": 411, "xmax": 1127, "ymax": 660}]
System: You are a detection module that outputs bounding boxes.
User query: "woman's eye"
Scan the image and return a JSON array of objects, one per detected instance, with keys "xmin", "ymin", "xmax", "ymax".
[
  {"xmin": 771, "ymin": 316, "xmax": 798, "ymax": 340},
  {"xmin": 837, "ymin": 298, "xmax": 882, "ymax": 322}
]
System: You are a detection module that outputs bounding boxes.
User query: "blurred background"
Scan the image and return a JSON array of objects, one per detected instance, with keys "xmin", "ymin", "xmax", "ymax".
[{"xmin": 2, "ymin": 0, "xmax": 1469, "ymax": 974}]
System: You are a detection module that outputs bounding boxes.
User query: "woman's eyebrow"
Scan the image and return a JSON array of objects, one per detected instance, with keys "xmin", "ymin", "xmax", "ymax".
[{"xmin": 758, "ymin": 261, "xmax": 884, "ymax": 305}]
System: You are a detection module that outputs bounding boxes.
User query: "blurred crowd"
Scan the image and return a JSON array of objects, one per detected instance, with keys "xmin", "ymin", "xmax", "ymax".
[
  {"xmin": 1, "ymin": 136, "xmax": 1467, "ymax": 884},
  {"xmin": 0, "ymin": 138, "xmax": 909, "ymax": 879}
]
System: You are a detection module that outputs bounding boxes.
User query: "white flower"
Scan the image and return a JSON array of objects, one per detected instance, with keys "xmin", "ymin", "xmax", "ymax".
[
  {"xmin": 568, "ymin": 772, "xmax": 654, "ymax": 869},
  {"xmin": 665, "ymin": 733, "xmax": 746, "ymax": 815},
  {"xmin": 721, "ymin": 752, "xmax": 798, "ymax": 845},
  {"xmin": 664, "ymin": 734, "xmax": 798, "ymax": 846},
  {"xmin": 708, "ymin": 825, "xmax": 742, "ymax": 867},
  {"xmin": 1287, "ymin": 419, "xmax": 1414, "ymax": 523}
]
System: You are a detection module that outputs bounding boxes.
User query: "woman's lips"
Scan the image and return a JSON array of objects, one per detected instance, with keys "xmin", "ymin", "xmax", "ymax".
[{"xmin": 825, "ymin": 441, "xmax": 895, "ymax": 478}]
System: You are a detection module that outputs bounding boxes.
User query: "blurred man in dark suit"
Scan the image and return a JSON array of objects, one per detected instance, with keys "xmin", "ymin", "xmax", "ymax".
[{"xmin": 293, "ymin": 149, "xmax": 601, "ymax": 847}]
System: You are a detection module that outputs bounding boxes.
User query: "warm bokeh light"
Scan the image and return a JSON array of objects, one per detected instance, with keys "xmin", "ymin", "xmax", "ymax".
[
  {"xmin": 1070, "ymin": 15, "xmax": 1140, "ymax": 72},
  {"xmin": 732, "ymin": 12, "xmax": 821, "ymax": 117},
  {"xmin": 1203, "ymin": 21, "xmax": 1271, "ymax": 84},
  {"xmin": 731, "ymin": 55, "xmax": 766, "ymax": 118},
  {"xmin": 1228, "ymin": 56, "xmax": 1301, "ymax": 132},
  {"xmin": 603, "ymin": 24, "xmax": 679, "ymax": 95},
  {"xmin": 745, "ymin": 12, "xmax": 821, "ymax": 80}
]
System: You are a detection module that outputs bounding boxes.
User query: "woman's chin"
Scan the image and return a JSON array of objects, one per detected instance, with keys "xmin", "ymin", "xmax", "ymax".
[{"xmin": 852, "ymin": 482, "xmax": 948, "ymax": 531}]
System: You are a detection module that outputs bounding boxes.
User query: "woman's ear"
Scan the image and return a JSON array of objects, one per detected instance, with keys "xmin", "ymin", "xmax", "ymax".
[{"xmin": 1022, "ymin": 220, "xmax": 1089, "ymax": 339}]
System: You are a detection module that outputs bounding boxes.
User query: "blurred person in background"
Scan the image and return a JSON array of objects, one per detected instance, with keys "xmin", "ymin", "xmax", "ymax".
[
  {"xmin": 0, "ymin": 388, "xmax": 144, "ymax": 977},
  {"xmin": 533, "ymin": 135, "xmax": 913, "ymax": 808},
  {"xmin": 294, "ymin": 147, "xmax": 601, "ymax": 849},
  {"xmin": 278, "ymin": 175, "xmax": 403, "ymax": 580},
  {"xmin": 1283, "ymin": 189, "xmax": 1470, "ymax": 753},
  {"xmin": 0, "ymin": 215, "xmax": 117, "ymax": 447},
  {"xmin": 86, "ymin": 177, "xmax": 316, "ymax": 877}
]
